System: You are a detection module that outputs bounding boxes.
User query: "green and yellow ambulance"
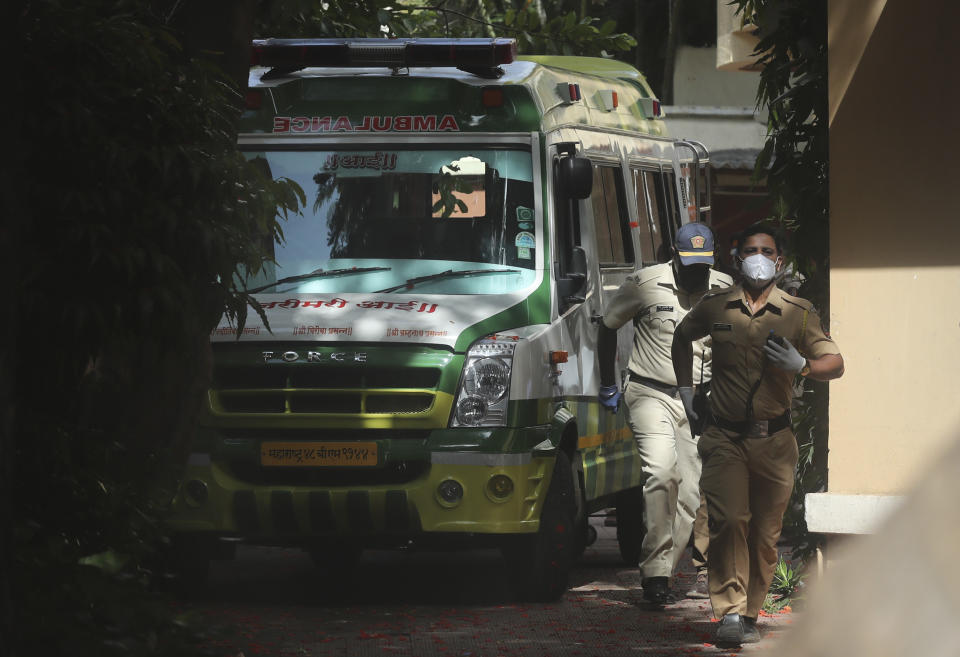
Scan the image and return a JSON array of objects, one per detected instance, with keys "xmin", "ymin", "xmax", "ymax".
[{"xmin": 169, "ymin": 37, "xmax": 711, "ymax": 600}]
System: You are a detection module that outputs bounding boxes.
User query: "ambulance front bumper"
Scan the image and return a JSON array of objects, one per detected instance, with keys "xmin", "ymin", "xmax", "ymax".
[{"xmin": 169, "ymin": 450, "xmax": 555, "ymax": 540}]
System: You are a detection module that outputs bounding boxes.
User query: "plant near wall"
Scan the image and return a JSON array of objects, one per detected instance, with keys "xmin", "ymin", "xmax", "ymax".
[
  {"xmin": 731, "ymin": 0, "xmax": 829, "ymax": 563},
  {"xmin": 763, "ymin": 556, "xmax": 806, "ymax": 612}
]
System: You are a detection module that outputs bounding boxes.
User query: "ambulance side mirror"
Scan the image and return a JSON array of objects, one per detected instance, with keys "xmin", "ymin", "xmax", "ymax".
[{"xmin": 557, "ymin": 156, "xmax": 592, "ymax": 199}]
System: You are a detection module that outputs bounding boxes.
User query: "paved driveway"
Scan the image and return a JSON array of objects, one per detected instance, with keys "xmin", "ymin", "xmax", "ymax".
[{"xmin": 186, "ymin": 518, "xmax": 796, "ymax": 656}]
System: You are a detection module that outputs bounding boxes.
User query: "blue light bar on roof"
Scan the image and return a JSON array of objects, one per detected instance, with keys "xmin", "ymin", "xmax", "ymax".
[{"xmin": 250, "ymin": 38, "xmax": 517, "ymax": 70}]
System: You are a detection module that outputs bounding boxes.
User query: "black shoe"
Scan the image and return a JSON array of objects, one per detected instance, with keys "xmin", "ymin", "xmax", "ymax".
[
  {"xmin": 641, "ymin": 576, "xmax": 671, "ymax": 605},
  {"xmin": 714, "ymin": 613, "xmax": 744, "ymax": 647},
  {"xmin": 742, "ymin": 616, "xmax": 760, "ymax": 643},
  {"xmin": 685, "ymin": 569, "xmax": 709, "ymax": 599}
]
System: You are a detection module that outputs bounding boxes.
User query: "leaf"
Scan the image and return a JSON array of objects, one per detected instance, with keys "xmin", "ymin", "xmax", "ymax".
[{"xmin": 79, "ymin": 550, "xmax": 129, "ymax": 575}]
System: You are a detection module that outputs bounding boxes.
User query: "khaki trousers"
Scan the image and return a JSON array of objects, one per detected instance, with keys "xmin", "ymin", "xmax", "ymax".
[
  {"xmin": 698, "ymin": 425, "xmax": 798, "ymax": 619},
  {"xmin": 692, "ymin": 493, "xmax": 709, "ymax": 571},
  {"xmin": 623, "ymin": 382, "xmax": 701, "ymax": 579}
]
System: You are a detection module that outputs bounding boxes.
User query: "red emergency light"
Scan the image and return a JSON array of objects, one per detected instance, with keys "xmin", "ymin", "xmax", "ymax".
[
  {"xmin": 638, "ymin": 97, "xmax": 663, "ymax": 119},
  {"xmin": 250, "ymin": 38, "xmax": 517, "ymax": 77},
  {"xmin": 557, "ymin": 82, "xmax": 581, "ymax": 103}
]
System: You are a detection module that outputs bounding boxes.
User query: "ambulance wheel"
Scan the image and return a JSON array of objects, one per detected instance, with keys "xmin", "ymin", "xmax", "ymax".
[
  {"xmin": 616, "ymin": 487, "xmax": 646, "ymax": 566},
  {"xmin": 502, "ymin": 450, "xmax": 576, "ymax": 602}
]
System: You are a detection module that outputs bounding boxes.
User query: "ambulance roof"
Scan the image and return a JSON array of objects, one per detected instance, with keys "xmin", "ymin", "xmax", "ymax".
[{"xmin": 243, "ymin": 39, "xmax": 667, "ymax": 137}]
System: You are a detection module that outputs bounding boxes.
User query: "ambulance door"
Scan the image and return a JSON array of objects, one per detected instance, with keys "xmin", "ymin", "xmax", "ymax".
[
  {"xmin": 551, "ymin": 142, "xmax": 597, "ymax": 398},
  {"xmin": 590, "ymin": 157, "xmax": 634, "ymax": 392},
  {"xmin": 579, "ymin": 154, "xmax": 643, "ymax": 503}
]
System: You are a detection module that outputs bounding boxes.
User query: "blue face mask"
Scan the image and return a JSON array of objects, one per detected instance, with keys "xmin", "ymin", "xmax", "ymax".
[{"xmin": 740, "ymin": 254, "xmax": 779, "ymax": 288}]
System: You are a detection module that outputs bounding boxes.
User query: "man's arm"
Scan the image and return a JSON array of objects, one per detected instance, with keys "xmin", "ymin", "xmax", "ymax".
[
  {"xmin": 598, "ymin": 323, "xmax": 618, "ymax": 387},
  {"xmin": 596, "ymin": 277, "xmax": 644, "ymax": 401},
  {"xmin": 795, "ymin": 307, "xmax": 845, "ymax": 381},
  {"xmin": 672, "ymin": 320, "xmax": 700, "ymax": 426},
  {"xmin": 671, "ymin": 321, "xmax": 696, "ymax": 388},
  {"xmin": 807, "ymin": 353, "xmax": 844, "ymax": 381}
]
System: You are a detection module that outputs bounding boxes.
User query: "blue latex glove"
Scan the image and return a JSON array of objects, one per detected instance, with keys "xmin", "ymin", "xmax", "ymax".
[{"xmin": 598, "ymin": 384, "xmax": 621, "ymax": 413}]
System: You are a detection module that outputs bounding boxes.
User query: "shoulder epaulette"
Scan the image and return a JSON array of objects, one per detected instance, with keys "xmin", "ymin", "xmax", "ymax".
[
  {"xmin": 627, "ymin": 262, "xmax": 670, "ymax": 287},
  {"xmin": 700, "ymin": 284, "xmax": 737, "ymax": 301},
  {"xmin": 710, "ymin": 271, "xmax": 734, "ymax": 287},
  {"xmin": 780, "ymin": 294, "xmax": 815, "ymax": 312}
]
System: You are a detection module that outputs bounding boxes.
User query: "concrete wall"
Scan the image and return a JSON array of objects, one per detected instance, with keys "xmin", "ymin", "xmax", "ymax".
[
  {"xmin": 672, "ymin": 46, "xmax": 760, "ymax": 108},
  {"xmin": 828, "ymin": 0, "xmax": 960, "ymax": 499}
]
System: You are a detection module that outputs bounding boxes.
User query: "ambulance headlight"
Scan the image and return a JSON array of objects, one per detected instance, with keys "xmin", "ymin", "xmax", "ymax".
[{"xmin": 451, "ymin": 339, "xmax": 516, "ymax": 427}]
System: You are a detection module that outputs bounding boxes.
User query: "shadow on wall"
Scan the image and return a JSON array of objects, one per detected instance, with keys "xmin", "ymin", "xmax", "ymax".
[{"xmin": 770, "ymin": 433, "xmax": 960, "ymax": 656}]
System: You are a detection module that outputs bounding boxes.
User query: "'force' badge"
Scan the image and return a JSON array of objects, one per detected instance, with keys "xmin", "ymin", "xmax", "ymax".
[{"xmin": 690, "ymin": 235, "xmax": 706, "ymax": 249}]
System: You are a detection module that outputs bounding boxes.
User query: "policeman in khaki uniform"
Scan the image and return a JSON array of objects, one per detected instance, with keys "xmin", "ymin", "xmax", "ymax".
[
  {"xmin": 672, "ymin": 223, "xmax": 844, "ymax": 647},
  {"xmin": 598, "ymin": 223, "xmax": 732, "ymax": 605}
]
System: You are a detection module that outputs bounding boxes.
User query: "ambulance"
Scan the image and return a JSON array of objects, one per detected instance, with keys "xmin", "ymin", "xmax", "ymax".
[{"xmin": 169, "ymin": 37, "xmax": 711, "ymax": 600}]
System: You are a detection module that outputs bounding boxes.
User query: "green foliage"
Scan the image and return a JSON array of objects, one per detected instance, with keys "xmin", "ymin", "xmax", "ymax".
[
  {"xmin": 9, "ymin": 1, "xmax": 299, "ymax": 655},
  {"xmin": 734, "ymin": 0, "xmax": 829, "ymax": 305},
  {"xmin": 255, "ymin": 0, "xmax": 636, "ymax": 58},
  {"xmin": 763, "ymin": 556, "xmax": 806, "ymax": 612}
]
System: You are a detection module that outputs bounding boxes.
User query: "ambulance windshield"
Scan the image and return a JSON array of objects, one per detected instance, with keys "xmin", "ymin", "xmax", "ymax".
[{"xmin": 241, "ymin": 146, "xmax": 537, "ymax": 295}]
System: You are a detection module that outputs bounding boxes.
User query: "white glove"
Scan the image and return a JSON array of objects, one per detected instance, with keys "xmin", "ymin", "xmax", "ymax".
[{"xmin": 764, "ymin": 336, "xmax": 806, "ymax": 373}]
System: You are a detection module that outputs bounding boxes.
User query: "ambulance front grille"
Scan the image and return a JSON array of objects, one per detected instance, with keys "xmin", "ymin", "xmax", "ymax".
[{"xmin": 211, "ymin": 365, "xmax": 442, "ymax": 416}]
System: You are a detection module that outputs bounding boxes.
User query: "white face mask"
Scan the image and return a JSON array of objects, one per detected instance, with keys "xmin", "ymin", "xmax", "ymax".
[{"xmin": 740, "ymin": 254, "xmax": 779, "ymax": 288}]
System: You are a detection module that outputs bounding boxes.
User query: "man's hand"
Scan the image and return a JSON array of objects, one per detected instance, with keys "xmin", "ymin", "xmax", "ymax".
[
  {"xmin": 598, "ymin": 384, "xmax": 621, "ymax": 413},
  {"xmin": 678, "ymin": 386, "xmax": 699, "ymax": 428},
  {"xmin": 764, "ymin": 336, "xmax": 806, "ymax": 373}
]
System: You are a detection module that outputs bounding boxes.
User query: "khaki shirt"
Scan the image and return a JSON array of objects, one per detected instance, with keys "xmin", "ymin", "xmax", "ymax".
[
  {"xmin": 603, "ymin": 262, "xmax": 733, "ymax": 385},
  {"xmin": 677, "ymin": 284, "xmax": 841, "ymax": 421}
]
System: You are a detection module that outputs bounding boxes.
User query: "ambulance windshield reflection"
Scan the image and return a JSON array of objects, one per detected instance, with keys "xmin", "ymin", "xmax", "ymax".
[{"xmin": 240, "ymin": 147, "xmax": 538, "ymax": 296}]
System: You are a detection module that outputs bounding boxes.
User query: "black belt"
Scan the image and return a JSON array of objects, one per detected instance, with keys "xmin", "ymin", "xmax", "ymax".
[
  {"xmin": 628, "ymin": 372, "xmax": 680, "ymax": 398},
  {"xmin": 711, "ymin": 412, "xmax": 791, "ymax": 437}
]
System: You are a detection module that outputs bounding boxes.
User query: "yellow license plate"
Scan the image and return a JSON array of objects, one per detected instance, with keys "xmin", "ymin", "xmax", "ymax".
[{"xmin": 260, "ymin": 441, "xmax": 378, "ymax": 467}]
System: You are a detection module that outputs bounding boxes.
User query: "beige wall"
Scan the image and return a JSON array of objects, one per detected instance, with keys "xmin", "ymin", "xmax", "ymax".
[{"xmin": 829, "ymin": 0, "xmax": 960, "ymax": 494}]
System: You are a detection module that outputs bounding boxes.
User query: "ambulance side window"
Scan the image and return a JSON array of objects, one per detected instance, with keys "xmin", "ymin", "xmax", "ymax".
[
  {"xmin": 697, "ymin": 164, "xmax": 711, "ymax": 225},
  {"xmin": 633, "ymin": 169, "xmax": 666, "ymax": 267},
  {"xmin": 647, "ymin": 170, "xmax": 675, "ymax": 263},
  {"xmin": 662, "ymin": 171, "xmax": 683, "ymax": 237},
  {"xmin": 590, "ymin": 164, "xmax": 634, "ymax": 268}
]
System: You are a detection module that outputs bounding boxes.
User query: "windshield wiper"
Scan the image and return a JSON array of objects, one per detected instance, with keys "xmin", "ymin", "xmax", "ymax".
[
  {"xmin": 246, "ymin": 266, "xmax": 390, "ymax": 294},
  {"xmin": 375, "ymin": 268, "xmax": 518, "ymax": 293}
]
